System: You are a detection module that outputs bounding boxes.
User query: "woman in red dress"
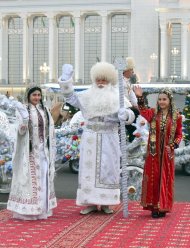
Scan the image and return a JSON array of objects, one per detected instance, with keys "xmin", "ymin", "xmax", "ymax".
[{"xmin": 134, "ymin": 86, "xmax": 182, "ymax": 218}]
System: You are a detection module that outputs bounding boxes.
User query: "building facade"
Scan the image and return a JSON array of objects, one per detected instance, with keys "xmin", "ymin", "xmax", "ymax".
[{"xmin": 0, "ymin": 0, "xmax": 189, "ymax": 93}]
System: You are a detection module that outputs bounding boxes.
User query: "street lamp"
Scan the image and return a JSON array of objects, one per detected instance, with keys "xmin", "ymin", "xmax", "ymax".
[
  {"xmin": 40, "ymin": 62, "xmax": 50, "ymax": 84},
  {"xmin": 150, "ymin": 53, "xmax": 157, "ymax": 80},
  {"xmin": 171, "ymin": 47, "xmax": 179, "ymax": 81}
]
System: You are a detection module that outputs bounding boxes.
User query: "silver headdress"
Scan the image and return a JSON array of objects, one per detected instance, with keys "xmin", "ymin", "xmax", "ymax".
[
  {"xmin": 157, "ymin": 87, "xmax": 177, "ymax": 117},
  {"xmin": 159, "ymin": 87, "xmax": 173, "ymax": 100}
]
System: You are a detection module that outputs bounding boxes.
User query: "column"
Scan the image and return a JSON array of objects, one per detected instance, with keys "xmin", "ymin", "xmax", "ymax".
[
  {"xmin": 100, "ymin": 11, "xmax": 108, "ymax": 62},
  {"xmin": 181, "ymin": 20, "xmax": 189, "ymax": 80},
  {"xmin": 47, "ymin": 13, "xmax": 56, "ymax": 83},
  {"xmin": 160, "ymin": 20, "xmax": 168, "ymax": 80},
  {"xmin": 20, "ymin": 14, "xmax": 29, "ymax": 84},
  {"xmin": 73, "ymin": 11, "xmax": 81, "ymax": 83}
]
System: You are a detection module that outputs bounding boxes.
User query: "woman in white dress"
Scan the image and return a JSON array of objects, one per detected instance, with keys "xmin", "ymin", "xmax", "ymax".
[{"xmin": 7, "ymin": 85, "xmax": 57, "ymax": 220}]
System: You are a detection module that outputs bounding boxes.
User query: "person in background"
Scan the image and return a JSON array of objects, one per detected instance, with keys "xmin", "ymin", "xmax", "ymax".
[
  {"xmin": 123, "ymin": 57, "xmax": 139, "ymax": 142},
  {"xmin": 59, "ymin": 62, "xmax": 135, "ymax": 215},
  {"xmin": 7, "ymin": 85, "xmax": 57, "ymax": 220},
  {"xmin": 134, "ymin": 86, "xmax": 182, "ymax": 218},
  {"xmin": 123, "ymin": 57, "xmax": 138, "ymax": 107},
  {"xmin": 6, "ymin": 91, "xmax": 10, "ymax": 99}
]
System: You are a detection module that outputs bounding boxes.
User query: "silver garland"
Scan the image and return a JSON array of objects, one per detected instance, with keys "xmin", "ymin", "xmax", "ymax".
[{"xmin": 115, "ymin": 58, "xmax": 128, "ymax": 217}]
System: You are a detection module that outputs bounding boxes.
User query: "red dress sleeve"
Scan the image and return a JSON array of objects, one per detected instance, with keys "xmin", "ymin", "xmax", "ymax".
[
  {"xmin": 139, "ymin": 108, "xmax": 155, "ymax": 123},
  {"xmin": 174, "ymin": 114, "xmax": 183, "ymax": 146}
]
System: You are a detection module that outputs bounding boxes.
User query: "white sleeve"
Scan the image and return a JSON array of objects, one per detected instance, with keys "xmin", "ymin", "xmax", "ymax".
[
  {"xmin": 13, "ymin": 101, "xmax": 29, "ymax": 121},
  {"xmin": 128, "ymin": 90, "xmax": 138, "ymax": 106}
]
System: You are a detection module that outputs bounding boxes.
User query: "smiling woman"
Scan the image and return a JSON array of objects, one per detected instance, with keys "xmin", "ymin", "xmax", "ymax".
[
  {"xmin": 134, "ymin": 86, "xmax": 183, "ymax": 218},
  {"xmin": 7, "ymin": 85, "xmax": 57, "ymax": 220}
]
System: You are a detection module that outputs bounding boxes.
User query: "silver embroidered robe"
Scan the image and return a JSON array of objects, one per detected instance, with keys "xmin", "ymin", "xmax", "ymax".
[
  {"xmin": 7, "ymin": 104, "xmax": 57, "ymax": 218},
  {"xmin": 65, "ymin": 91, "xmax": 124, "ymax": 206}
]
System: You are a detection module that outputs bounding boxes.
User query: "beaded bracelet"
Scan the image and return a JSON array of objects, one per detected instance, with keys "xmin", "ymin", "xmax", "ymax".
[
  {"xmin": 137, "ymin": 96, "xmax": 145, "ymax": 109},
  {"xmin": 174, "ymin": 138, "xmax": 180, "ymax": 145},
  {"xmin": 169, "ymin": 142, "xmax": 178, "ymax": 150},
  {"xmin": 137, "ymin": 96, "xmax": 144, "ymax": 102},
  {"xmin": 169, "ymin": 143, "xmax": 175, "ymax": 150}
]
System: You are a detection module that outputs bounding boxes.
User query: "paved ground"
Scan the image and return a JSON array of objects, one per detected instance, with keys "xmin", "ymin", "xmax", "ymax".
[
  {"xmin": 54, "ymin": 164, "xmax": 190, "ymax": 202},
  {"xmin": 0, "ymin": 162, "xmax": 190, "ymax": 210}
]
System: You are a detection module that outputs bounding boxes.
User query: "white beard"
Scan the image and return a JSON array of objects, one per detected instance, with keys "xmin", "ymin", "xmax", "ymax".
[{"xmin": 78, "ymin": 83, "xmax": 120, "ymax": 120}]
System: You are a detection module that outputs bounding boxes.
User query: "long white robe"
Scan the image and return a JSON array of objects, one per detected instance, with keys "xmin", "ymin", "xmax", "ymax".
[
  {"xmin": 7, "ymin": 104, "xmax": 57, "ymax": 219},
  {"xmin": 65, "ymin": 89, "xmax": 128, "ymax": 206},
  {"xmin": 77, "ymin": 121, "xmax": 121, "ymax": 205}
]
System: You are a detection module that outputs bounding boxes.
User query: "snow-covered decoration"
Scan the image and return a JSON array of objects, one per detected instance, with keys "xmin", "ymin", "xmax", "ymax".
[
  {"xmin": 69, "ymin": 111, "xmax": 85, "ymax": 128},
  {"xmin": 55, "ymin": 121, "xmax": 83, "ymax": 163},
  {"xmin": 0, "ymin": 110, "xmax": 13, "ymax": 193},
  {"xmin": 175, "ymin": 145, "xmax": 190, "ymax": 169},
  {"xmin": 132, "ymin": 115, "xmax": 149, "ymax": 143},
  {"xmin": 125, "ymin": 137, "xmax": 146, "ymax": 201},
  {"xmin": 126, "ymin": 137, "xmax": 147, "ymax": 168},
  {"xmin": 0, "ymin": 94, "xmax": 16, "ymax": 123},
  {"xmin": 0, "ymin": 94, "xmax": 19, "ymax": 193}
]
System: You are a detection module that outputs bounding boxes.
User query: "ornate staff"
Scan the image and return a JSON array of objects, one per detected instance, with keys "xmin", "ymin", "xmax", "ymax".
[{"xmin": 114, "ymin": 58, "xmax": 128, "ymax": 218}]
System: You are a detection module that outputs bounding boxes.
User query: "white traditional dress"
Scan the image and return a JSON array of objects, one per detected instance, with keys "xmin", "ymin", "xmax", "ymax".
[{"xmin": 7, "ymin": 103, "xmax": 57, "ymax": 220}]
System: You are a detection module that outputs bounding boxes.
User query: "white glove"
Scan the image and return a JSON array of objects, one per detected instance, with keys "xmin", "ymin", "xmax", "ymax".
[
  {"xmin": 125, "ymin": 109, "xmax": 135, "ymax": 125},
  {"xmin": 118, "ymin": 107, "xmax": 129, "ymax": 121},
  {"xmin": 118, "ymin": 107, "xmax": 135, "ymax": 124},
  {"xmin": 58, "ymin": 76, "xmax": 74, "ymax": 96},
  {"xmin": 14, "ymin": 101, "xmax": 29, "ymax": 120},
  {"xmin": 61, "ymin": 64, "xmax": 73, "ymax": 81}
]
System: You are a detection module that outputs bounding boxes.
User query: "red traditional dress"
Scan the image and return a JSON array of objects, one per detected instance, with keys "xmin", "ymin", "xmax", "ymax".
[{"xmin": 138, "ymin": 97, "xmax": 182, "ymax": 213}]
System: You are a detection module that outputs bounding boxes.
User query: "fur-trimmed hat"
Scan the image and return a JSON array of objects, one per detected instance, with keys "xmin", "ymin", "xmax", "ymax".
[
  {"xmin": 123, "ymin": 57, "xmax": 135, "ymax": 72},
  {"xmin": 90, "ymin": 62, "xmax": 118, "ymax": 85}
]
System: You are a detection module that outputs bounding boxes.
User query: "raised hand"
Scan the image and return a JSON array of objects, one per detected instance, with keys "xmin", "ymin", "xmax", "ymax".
[
  {"xmin": 134, "ymin": 85, "xmax": 143, "ymax": 97},
  {"xmin": 14, "ymin": 101, "xmax": 29, "ymax": 120}
]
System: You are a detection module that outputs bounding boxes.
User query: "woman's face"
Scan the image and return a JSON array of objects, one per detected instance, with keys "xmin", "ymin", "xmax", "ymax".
[
  {"xmin": 29, "ymin": 90, "xmax": 42, "ymax": 106},
  {"xmin": 158, "ymin": 93, "xmax": 170, "ymax": 111},
  {"xmin": 95, "ymin": 78, "xmax": 109, "ymax": 88}
]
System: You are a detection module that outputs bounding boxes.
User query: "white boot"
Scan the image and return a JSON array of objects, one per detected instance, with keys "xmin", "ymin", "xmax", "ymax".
[
  {"xmin": 80, "ymin": 206, "xmax": 98, "ymax": 215},
  {"xmin": 101, "ymin": 206, "xmax": 114, "ymax": 214}
]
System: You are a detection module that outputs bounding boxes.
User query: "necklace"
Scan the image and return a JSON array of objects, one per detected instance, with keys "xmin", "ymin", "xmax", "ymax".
[{"xmin": 160, "ymin": 111, "xmax": 168, "ymax": 131}]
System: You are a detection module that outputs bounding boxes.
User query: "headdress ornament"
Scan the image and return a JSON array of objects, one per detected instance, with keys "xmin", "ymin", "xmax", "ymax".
[
  {"xmin": 159, "ymin": 87, "xmax": 173, "ymax": 100},
  {"xmin": 25, "ymin": 83, "xmax": 42, "ymax": 103}
]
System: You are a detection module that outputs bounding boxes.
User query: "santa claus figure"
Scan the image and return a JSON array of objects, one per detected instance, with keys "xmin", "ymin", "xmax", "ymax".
[{"xmin": 59, "ymin": 62, "xmax": 135, "ymax": 214}]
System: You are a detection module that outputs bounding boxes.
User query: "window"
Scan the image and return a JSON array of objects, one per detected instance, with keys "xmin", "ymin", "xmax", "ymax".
[
  {"xmin": 169, "ymin": 23, "xmax": 181, "ymax": 79},
  {"xmin": 84, "ymin": 15, "xmax": 101, "ymax": 84},
  {"xmin": 111, "ymin": 14, "xmax": 129, "ymax": 63},
  {"xmin": 33, "ymin": 16, "xmax": 49, "ymax": 84},
  {"xmin": 8, "ymin": 17, "xmax": 23, "ymax": 84},
  {"xmin": 58, "ymin": 16, "xmax": 75, "ymax": 79}
]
